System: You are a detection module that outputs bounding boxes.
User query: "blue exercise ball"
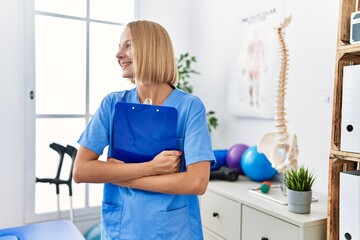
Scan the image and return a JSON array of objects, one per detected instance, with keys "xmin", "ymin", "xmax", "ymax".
[
  {"xmin": 211, "ymin": 149, "xmax": 228, "ymax": 171},
  {"xmin": 241, "ymin": 145, "xmax": 277, "ymax": 182}
]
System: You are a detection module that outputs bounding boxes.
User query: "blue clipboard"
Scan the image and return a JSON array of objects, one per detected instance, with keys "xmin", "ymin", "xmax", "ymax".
[{"xmin": 113, "ymin": 102, "xmax": 178, "ymax": 163}]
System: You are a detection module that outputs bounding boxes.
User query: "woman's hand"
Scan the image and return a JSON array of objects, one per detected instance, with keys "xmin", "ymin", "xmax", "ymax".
[
  {"xmin": 148, "ymin": 150, "xmax": 182, "ymax": 175},
  {"xmin": 107, "ymin": 150, "xmax": 181, "ymax": 176}
]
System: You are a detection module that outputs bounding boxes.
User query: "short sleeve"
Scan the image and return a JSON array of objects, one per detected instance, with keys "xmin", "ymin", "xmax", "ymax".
[{"xmin": 77, "ymin": 95, "xmax": 112, "ymax": 155}]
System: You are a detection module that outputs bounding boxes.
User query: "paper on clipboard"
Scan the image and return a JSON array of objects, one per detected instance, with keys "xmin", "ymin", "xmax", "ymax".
[{"xmin": 112, "ymin": 102, "xmax": 178, "ymax": 163}]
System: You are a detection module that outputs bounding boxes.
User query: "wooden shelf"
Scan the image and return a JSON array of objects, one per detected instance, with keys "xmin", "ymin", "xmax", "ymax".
[
  {"xmin": 337, "ymin": 43, "xmax": 360, "ymax": 55},
  {"xmin": 330, "ymin": 150, "xmax": 360, "ymax": 162},
  {"xmin": 328, "ymin": 0, "xmax": 360, "ymax": 239},
  {"xmin": 337, "ymin": 0, "xmax": 356, "ymax": 44}
]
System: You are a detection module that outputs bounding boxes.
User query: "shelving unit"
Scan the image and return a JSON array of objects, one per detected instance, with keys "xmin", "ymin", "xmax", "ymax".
[{"xmin": 328, "ymin": 0, "xmax": 360, "ymax": 239}]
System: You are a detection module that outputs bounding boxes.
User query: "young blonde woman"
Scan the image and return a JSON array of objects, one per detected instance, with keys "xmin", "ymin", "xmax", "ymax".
[{"xmin": 73, "ymin": 20, "xmax": 215, "ymax": 239}]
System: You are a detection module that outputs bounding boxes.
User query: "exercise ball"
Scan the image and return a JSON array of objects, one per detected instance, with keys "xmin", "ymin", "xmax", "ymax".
[
  {"xmin": 241, "ymin": 145, "xmax": 277, "ymax": 182},
  {"xmin": 211, "ymin": 149, "xmax": 228, "ymax": 171},
  {"xmin": 84, "ymin": 222, "xmax": 101, "ymax": 240},
  {"xmin": 226, "ymin": 143, "xmax": 249, "ymax": 173},
  {"xmin": 260, "ymin": 183, "xmax": 270, "ymax": 193}
]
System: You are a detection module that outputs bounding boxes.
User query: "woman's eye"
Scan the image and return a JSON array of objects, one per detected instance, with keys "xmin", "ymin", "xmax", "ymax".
[{"xmin": 127, "ymin": 43, "xmax": 131, "ymax": 49}]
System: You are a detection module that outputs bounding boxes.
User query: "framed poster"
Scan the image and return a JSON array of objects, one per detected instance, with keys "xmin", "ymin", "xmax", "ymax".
[{"xmin": 227, "ymin": 5, "xmax": 288, "ymax": 119}]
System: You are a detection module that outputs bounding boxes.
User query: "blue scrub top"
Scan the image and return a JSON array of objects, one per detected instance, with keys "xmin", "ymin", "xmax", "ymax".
[{"xmin": 78, "ymin": 87, "xmax": 215, "ymax": 240}]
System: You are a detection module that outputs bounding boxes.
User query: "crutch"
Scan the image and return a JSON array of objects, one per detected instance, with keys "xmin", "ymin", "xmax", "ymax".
[
  {"xmin": 65, "ymin": 144, "xmax": 77, "ymax": 222},
  {"xmin": 35, "ymin": 142, "xmax": 77, "ymax": 222}
]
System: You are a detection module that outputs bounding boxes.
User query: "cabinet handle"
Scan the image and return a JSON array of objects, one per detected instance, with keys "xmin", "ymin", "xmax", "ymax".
[
  {"xmin": 212, "ymin": 212, "xmax": 219, "ymax": 218},
  {"xmin": 344, "ymin": 232, "xmax": 352, "ymax": 240},
  {"xmin": 261, "ymin": 237, "xmax": 269, "ymax": 240}
]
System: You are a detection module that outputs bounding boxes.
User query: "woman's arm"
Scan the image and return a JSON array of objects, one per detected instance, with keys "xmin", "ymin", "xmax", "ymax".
[
  {"xmin": 111, "ymin": 161, "xmax": 211, "ymax": 195},
  {"xmin": 73, "ymin": 146, "xmax": 182, "ymax": 183}
]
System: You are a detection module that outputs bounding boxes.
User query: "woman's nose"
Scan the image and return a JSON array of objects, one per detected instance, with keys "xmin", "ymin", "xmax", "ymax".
[{"xmin": 116, "ymin": 50, "xmax": 123, "ymax": 59}]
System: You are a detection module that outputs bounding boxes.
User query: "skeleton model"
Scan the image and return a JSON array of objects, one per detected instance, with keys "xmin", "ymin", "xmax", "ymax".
[{"xmin": 258, "ymin": 15, "xmax": 298, "ymax": 173}]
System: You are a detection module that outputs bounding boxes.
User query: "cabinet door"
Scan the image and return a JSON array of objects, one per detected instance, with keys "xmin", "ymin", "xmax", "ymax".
[
  {"xmin": 242, "ymin": 205, "xmax": 299, "ymax": 240},
  {"xmin": 203, "ymin": 227, "xmax": 225, "ymax": 240},
  {"xmin": 201, "ymin": 190, "xmax": 240, "ymax": 239}
]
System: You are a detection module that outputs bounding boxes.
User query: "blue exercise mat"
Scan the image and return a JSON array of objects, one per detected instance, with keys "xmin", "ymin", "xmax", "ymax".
[
  {"xmin": 113, "ymin": 102, "xmax": 178, "ymax": 163},
  {"xmin": 0, "ymin": 220, "xmax": 85, "ymax": 240}
]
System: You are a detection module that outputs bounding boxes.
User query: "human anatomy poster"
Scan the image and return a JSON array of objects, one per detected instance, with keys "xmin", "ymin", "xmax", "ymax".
[{"xmin": 227, "ymin": 4, "xmax": 289, "ymax": 119}]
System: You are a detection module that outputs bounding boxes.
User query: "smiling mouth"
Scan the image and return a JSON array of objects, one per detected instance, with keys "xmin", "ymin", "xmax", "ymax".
[{"xmin": 120, "ymin": 62, "xmax": 131, "ymax": 69}]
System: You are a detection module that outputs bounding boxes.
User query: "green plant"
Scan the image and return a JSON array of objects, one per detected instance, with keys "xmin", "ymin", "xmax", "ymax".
[
  {"xmin": 283, "ymin": 166, "xmax": 316, "ymax": 191},
  {"xmin": 176, "ymin": 52, "xmax": 218, "ymax": 132}
]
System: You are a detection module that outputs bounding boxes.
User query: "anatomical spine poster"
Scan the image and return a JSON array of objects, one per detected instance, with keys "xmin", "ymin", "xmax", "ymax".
[{"xmin": 227, "ymin": 4, "xmax": 287, "ymax": 119}]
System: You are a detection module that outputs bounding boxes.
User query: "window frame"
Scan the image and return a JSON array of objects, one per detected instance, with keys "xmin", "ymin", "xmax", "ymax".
[{"xmin": 24, "ymin": 0, "xmax": 139, "ymax": 223}]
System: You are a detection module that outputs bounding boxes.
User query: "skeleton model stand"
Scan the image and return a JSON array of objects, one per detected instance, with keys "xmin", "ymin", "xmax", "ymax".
[{"xmin": 258, "ymin": 15, "xmax": 298, "ymax": 179}]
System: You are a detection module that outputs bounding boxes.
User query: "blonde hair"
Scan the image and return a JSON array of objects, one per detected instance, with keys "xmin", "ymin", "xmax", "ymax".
[{"xmin": 126, "ymin": 20, "xmax": 178, "ymax": 86}]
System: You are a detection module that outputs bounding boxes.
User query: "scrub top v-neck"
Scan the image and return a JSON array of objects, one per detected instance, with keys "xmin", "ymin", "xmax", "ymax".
[
  {"xmin": 78, "ymin": 87, "xmax": 215, "ymax": 240},
  {"xmin": 133, "ymin": 85, "xmax": 178, "ymax": 106}
]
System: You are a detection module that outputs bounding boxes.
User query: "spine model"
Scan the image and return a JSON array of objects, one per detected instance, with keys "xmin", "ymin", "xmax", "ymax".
[
  {"xmin": 275, "ymin": 24, "xmax": 289, "ymax": 146},
  {"xmin": 258, "ymin": 15, "xmax": 298, "ymax": 172}
]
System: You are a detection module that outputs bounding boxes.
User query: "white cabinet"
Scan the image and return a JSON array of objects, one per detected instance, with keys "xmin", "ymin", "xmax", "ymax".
[
  {"xmin": 201, "ymin": 177, "xmax": 327, "ymax": 240},
  {"xmin": 242, "ymin": 205, "xmax": 298, "ymax": 240},
  {"xmin": 200, "ymin": 191, "xmax": 240, "ymax": 240},
  {"xmin": 203, "ymin": 228, "xmax": 225, "ymax": 240}
]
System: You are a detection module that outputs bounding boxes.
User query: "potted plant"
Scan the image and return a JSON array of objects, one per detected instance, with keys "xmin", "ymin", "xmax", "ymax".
[
  {"xmin": 283, "ymin": 166, "xmax": 316, "ymax": 214},
  {"xmin": 176, "ymin": 53, "xmax": 218, "ymax": 133}
]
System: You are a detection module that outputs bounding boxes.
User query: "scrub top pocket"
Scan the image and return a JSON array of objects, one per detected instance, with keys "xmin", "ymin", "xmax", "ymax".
[
  {"xmin": 102, "ymin": 202, "xmax": 123, "ymax": 240},
  {"xmin": 157, "ymin": 205, "xmax": 190, "ymax": 240}
]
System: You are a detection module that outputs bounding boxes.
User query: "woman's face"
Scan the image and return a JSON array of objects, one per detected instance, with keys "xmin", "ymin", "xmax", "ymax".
[{"xmin": 116, "ymin": 27, "xmax": 133, "ymax": 79}]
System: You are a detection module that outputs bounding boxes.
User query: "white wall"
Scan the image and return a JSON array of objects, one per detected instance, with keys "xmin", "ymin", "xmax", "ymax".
[
  {"xmin": 0, "ymin": 0, "xmax": 25, "ymax": 228},
  {"xmin": 0, "ymin": 0, "xmax": 339, "ymax": 229},
  {"xmin": 136, "ymin": 0, "xmax": 193, "ymax": 55}
]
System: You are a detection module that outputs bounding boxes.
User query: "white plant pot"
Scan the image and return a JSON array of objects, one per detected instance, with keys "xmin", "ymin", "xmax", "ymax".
[{"xmin": 287, "ymin": 189, "xmax": 312, "ymax": 214}]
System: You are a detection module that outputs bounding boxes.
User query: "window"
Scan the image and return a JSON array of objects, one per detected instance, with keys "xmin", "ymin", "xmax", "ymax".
[{"xmin": 25, "ymin": 0, "xmax": 136, "ymax": 222}]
